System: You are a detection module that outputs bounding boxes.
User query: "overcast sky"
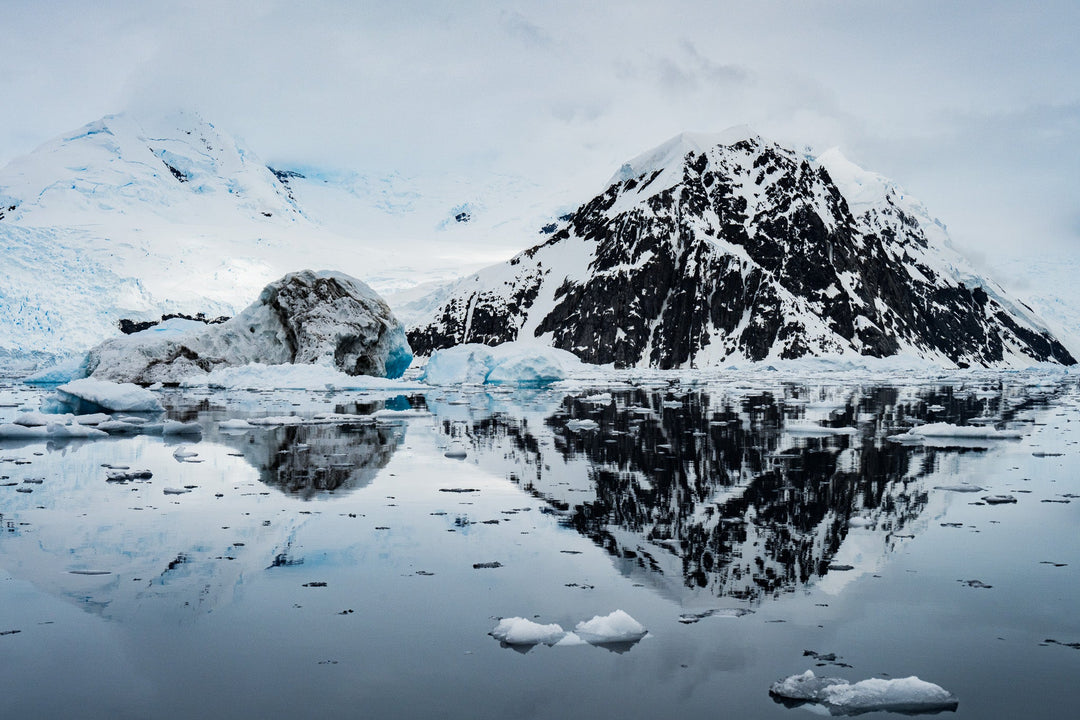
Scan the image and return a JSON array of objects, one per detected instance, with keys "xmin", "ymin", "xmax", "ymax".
[{"xmin": 1, "ymin": 0, "xmax": 1077, "ymax": 258}]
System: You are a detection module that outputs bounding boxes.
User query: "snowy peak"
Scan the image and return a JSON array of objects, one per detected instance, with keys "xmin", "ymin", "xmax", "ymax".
[
  {"xmin": 0, "ymin": 111, "xmax": 302, "ymax": 227},
  {"xmin": 410, "ymin": 131, "xmax": 1075, "ymax": 369},
  {"xmin": 610, "ymin": 126, "xmax": 760, "ymax": 187}
]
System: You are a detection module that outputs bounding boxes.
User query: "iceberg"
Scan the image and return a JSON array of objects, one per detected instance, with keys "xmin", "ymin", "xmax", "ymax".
[
  {"xmin": 421, "ymin": 342, "xmax": 583, "ymax": 386},
  {"xmin": 86, "ymin": 271, "xmax": 413, "ymax": 384},
  {"xmin": 490, "ymin": 617, "xmax": 566, "ymax": 646},
  {"xmin": 573, "ymin": 610, "xmax": 647, "ymax": 645},
  {"xmin": 891, "ymin": 422, "xmax": 1022, "ymax": 441},
  {"xmin": 770, "ymin": 670, "xmax": 959, "ymax": 715},
  {"xmin": 50, "ymin": 378, "xmax": 163, "ymax": 413}
]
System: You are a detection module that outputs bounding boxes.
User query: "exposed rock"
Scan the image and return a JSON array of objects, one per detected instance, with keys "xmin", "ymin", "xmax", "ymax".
[
  {"xmin": 409, "ymin": 129, "xmax": 1074, "ymax": 369},
  {"xmin": 87, "ymin": 270, "xmax": 412, "ymax": 384}
]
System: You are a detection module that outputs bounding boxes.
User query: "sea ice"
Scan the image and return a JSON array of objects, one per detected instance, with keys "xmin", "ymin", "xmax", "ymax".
[
  {"xmin": 892, "ymin": 422, "xmax": 1022, "ymax": 441},
  {"xmin": 421, "ymin": 342, "xmax": 583, "ymax": 386},
  {"xmin": 162, "ymin": 420, "xmax": 203, "ymax": 435},
  {"xmin": 573, "ymin": 610, "xmax": 647, "ymax": 644},
  {"xmin": 0, "ymin": 422, "xmax": 107, "ymax": 439},
  {"xmin": 50, "ymin": 378, "xmax": 163, "ymax": 413},
  {"xmin": 566, "ymin": 419, "xmax": 599, "ymax": 432},
  {"xmin": 490, "ymin": 617, "xmax": 566, "ymax": 646},
  {"xmin": 770, "ymin": 670, "xmax": 958, "ymax": 714}
]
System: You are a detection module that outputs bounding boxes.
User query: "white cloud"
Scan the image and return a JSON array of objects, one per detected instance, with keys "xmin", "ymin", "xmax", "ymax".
[{"xmin": 0, "ymin": 0, "xmax": 1077, "ymax": 253}]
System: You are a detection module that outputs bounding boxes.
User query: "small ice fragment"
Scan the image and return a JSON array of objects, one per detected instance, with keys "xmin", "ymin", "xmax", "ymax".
[
  {"xmin": 172, "ymin": 446, "xmax": 199, "ymax": 460},
  {"xmin": 770, "ymin": 670, "xmax": 958, "ymax": 714},
  {"xmin": 163, "ymin": 487, "xmax": 191, "ymax": 495},
  {"xmin": 982, "ymin": 495, "xmax": 1017, "ymax": 504},
  {"xmin": 566, "ymin": 419, "xmax": 599, "ymax": 432},
  {"xmin": 490, "ymin": 617, "xmax": 566, "ymax": 646},
  {"xmin": 219, "ymin": 418, "xmax": 255, "ymax": 430},
  {"xmin": 934, "ymin": 484, "xmax": 985, "ymax": 493},
  {"xmin": 444, "ymin": 447, "xmax": 468, "ymax": 460},
  {"xmin": 573, "ymin": 610, "xmax": 647, "ymax": 644},
  {"xmin": 162, "ymin": 420, "xmax": 203, "ymax": 435}
]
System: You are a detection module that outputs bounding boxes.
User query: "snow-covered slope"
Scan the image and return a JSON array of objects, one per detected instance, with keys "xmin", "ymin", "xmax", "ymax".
[
  {"xmin": 409, "ymin": 129, "xmax": 1074, "ymax": 369},
  {"xmin": 0, "ymin": 112, "xmax": 569, "ymax": 359}
]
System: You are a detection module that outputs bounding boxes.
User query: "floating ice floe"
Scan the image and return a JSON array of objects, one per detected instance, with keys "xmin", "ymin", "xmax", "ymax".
[
  {"xmin": 889, "ymin": 422, "xmax": 1022, "ymax": 442},
  {"xmin": 162, "ymin": 420, "xmax": 203, "ymax": 435},
  {"xmin": 490, "ymin": 618, "xmax": 567, "ymax": 646},
  {"xmin": 566, "ymin": 419, "xmax": 600, "ymax": 432},
  {"xmin": 0, "ymin": 422, "xmax": 108, "ymax": 439},
  {"xmin": 371, "ymin": 408, "xmax": 432, "ymax": 420},
  {"xmin": 421, "ymin": 342, "xmax": 584, "ymax": 386},
  {"xmin": 785, "ymin": 421, "xmax": 859, "ymax": 436},
  {"xmin": 180, "ymin": 361, "xmax": 428, "ymax": 391},
  {"xmin": 12, "ymin": 411, "xmax": 110, "ymax": 426},
  {"xmin": 490, "ymin": 610, "xmax": 647, "ymax": 649},
  {"xmin": 934, "ymin": 484, "xmax": 985, "ymax": 493},
  {"xmin": 769, "ymin": 670, "xmax": 958, "ymax": 715},
  {"xmin": 50, "ymin": 378, "xmax": 163, "ymax": 413},
  {"xmin": 218, "ymin": 419, "xmax": 255, "ymax": 430},
  {"xmin": 573, "ymin": 610, "xmax": 648, "ymax": 645},
  {"xmin": 172, "ymin": 446, "xmax": 199, "ymax": 460}
]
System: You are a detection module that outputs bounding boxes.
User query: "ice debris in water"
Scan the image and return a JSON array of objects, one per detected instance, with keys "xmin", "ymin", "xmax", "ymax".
[
  {"xmin": 490, "ymin": 618, "xmax": 566, "ymax": 646},
  {"xmin": 770, "ymin": 670, "xmax": 958, "ymax": 715},
  {"xmin": 490, "ymin": 610, "xmax": 647, "ymax": 648},
  {"xmin": 566, "ymin": 419, "xmax": 599, "ymax": 432},
  {"xmin": 890, "ymin": 422, "xmax": 1022, "ymax": 442},
  {"xmin": 49, "ymin": 378, "xmax": 163, "ymax": 413},
  {"xmin": 573, "ymin": 610, "xmax": 647, "ymax": 644},
  {"xmin": 162, "ymin": 420, "xmax": 202, "ymax": 435},
  {"xmin": 0, "ymin": 422, "xmax": 108, "ymax": 439},
  {"xmin": 420, "ymin": 341, "xmax": 583, "ymax": 386}
]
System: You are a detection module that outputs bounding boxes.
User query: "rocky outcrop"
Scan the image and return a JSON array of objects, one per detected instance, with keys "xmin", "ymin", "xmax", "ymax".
[
  {"xmin": 409, "ymin": 129, "xmax": 1074, "ymax": 369},
  {"xmin": 87, "ymin": 270, "xmax": 412, "ymax": 384}
]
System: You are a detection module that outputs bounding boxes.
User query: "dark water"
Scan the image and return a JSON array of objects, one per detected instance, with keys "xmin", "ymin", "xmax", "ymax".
[{"xmin": 1, "ymin": 375, "xmax": 1078, "ymax": 718}]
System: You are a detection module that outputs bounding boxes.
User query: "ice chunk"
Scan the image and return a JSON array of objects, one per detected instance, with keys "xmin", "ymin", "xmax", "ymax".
[
  {"xmin": 573, "ymin": 610, "xmax": 647, "ymax": 644},
  {"xmin": 770, "ymin": 670, "xmax": 958, "ymax": 715},
  {"xmin": 172, "ymin": 445, "xmax": 199, "ymax": 460},
  {"xmin": 162, "ymin": 420, "xmax": 203, "ymax": 435},
  {"xmin": 892, "ymin": 422, "xmax": 1022, "ymax": 440},
  {"xmin": 785, "ymin": 421, "xmax": 859, "ymax": 436},
  {"xmin": 0, "ymin": 422, "xmax": 106, "ymax": 439},
  {"xmin": 52, "ymin": 378, "xmax": 163, "ymax": 413},
  {"xmin": 566, "ymin": 419, "xmax": 599, "ymax": 432},
  {"xmin": 490, "ymin": 617, "xmax": 566, "ymax": 646},
  {"xmin": 219, "ymin": 418, "xmax": 255, "ymax": 430},
  {"xmin": 421, "ymin": 342, "xmax": 583, "ymax": 386},
  {"xmin": 181, "ymin": 362, "xmax": 427, "ymax": 391},
  {"xmin": 86, "ymin": 271, "xmax": 412, "ymax": 384}
]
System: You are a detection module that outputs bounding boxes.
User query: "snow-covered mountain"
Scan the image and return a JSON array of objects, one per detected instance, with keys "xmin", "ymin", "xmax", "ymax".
[
  {"xmin": 0, "ymin": 112, "xmax": 568, "ymax": 358},
  {"xmin": 408, "ymin": 129, "xmax": 1074, "ymax": 369}
]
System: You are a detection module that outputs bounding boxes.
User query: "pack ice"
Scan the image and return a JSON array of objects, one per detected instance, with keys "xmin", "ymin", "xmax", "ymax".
[{"xmin": 770, "ymin": 670, "xmax": 958, "ymax": 715}]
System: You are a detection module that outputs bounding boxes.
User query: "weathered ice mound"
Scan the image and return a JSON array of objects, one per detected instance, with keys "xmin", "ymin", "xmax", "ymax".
[{"xmin": 87, "ymin": 270, "xmax": 412, "ymax": 384}]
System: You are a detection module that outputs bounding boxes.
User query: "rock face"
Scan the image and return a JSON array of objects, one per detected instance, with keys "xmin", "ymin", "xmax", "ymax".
[
  {"xmin": 87, "ymin": 270, "xmax": 413, "ymax": 384},
  {"xmin": 409, "ymin": 129, "xmax": 1075, "ymax": 368}
]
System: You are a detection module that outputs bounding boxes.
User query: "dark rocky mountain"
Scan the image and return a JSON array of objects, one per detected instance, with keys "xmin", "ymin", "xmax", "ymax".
[{"xmin": 409, "ymin": 129, "xmax": 1074, "ymax": 369}]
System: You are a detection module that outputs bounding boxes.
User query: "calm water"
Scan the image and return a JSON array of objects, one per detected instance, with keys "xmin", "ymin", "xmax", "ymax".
[{"xmin": 1, "ymin": 375, "xmax": 1078, "ymax": 718}]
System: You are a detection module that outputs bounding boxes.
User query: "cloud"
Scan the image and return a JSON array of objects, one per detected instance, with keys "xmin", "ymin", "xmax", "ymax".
[{"xmin": 0, "ymin": 0, "xmax": 1077, "ymax": 255}]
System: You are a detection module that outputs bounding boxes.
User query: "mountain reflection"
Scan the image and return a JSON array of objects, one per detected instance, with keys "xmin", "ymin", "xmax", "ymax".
[
  {"xmin": 212, "ymin": 418, "xmax": 405, "ymax": 499},
  {"xmin": 442, "ymin": 380, "xmax": 1058, "ymax": 603}
]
